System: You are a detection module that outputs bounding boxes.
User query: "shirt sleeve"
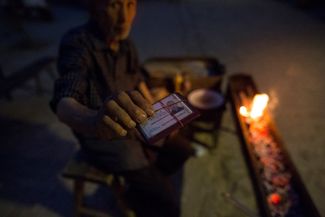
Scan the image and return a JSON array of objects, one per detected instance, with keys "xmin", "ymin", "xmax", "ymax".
[{"xmin": 50, "ymin": 31, "xmax": 90, "ymax": 113}]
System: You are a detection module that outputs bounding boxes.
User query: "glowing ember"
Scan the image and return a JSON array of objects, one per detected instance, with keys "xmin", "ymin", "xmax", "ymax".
[
  {"xmin": 239, "ymin": 93, "xmax": 269, "ymax": 120},
  {"xmin": 268, "ymin": 193, "xmax": 282, "ymax": 205}
]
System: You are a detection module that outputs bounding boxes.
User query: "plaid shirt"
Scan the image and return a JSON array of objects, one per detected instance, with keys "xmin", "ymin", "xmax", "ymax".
[
  {"xmin": 50, "ymin": 21, "xmax": 149, "ymax": 172},
  {"xmin": 51, "ymin": 22, "xmax": 144, "ymax": 111}
]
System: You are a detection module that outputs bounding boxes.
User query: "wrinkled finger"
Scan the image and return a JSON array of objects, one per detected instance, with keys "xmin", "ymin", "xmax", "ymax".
[
  {"xmin": 102, "ymin": 115, "xmax": 127, "ymax": 137},
  {"xmin": 128, "ymin": 90, "xmax": 154, "ymax": 116},
  {"xmin": 105, "ymin": 100, "xmax": 136, "ymax": 129},
  {"xmin": 116, "ymin": 92, "xmax": 147, "ymax": 123}
]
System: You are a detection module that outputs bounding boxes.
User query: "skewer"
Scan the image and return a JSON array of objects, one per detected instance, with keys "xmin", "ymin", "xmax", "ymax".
[{"xmin": 222, "ymin": 192, "xmax": 260, "ymax": 217}]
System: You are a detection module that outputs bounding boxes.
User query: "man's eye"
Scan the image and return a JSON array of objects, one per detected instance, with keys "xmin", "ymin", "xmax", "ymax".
[{"xmin": 109, "ymin": 2, "xmax": 120, "ymax": 9}]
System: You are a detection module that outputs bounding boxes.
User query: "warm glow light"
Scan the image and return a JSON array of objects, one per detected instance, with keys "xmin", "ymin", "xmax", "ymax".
[
  {"xmin": 239, "ymin": 106, "xmax": 249, "ymax": 117},
  {"xmin": 250, "ymin": 94, "xmax": 269, "ymax": 119},
  {"xmin": 239, "ymin": 93, "xmax": 269, "ymax": 120}
]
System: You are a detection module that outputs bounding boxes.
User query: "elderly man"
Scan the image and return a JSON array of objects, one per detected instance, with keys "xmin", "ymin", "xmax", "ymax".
[{"xmin": 50, "ymin": 0, "xmax": 193, "ymax": 216}]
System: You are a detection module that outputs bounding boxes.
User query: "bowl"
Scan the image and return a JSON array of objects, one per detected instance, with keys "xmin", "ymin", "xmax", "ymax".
[{"xmin": 188, "ymin": 89, "xmax": 224, "ymax": 110}]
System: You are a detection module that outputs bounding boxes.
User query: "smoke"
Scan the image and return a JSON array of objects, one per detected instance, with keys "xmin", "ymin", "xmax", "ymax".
[{"xmin": 267, "ymin": 88, "xmax": 279, "ymax": 113}]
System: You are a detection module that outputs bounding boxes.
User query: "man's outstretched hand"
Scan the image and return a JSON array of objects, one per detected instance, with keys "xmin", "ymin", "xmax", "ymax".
[
  {"xmin": 57, "ymin": 90, "xmax": 154, "ymax": 141},
  {"xmin": 94, "ymin": 91, "xmax": 154, "ymax": 140}
]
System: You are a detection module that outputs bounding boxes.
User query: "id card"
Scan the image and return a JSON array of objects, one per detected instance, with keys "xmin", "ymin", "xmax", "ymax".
[{"xmin": 138, "ymin": 93, "xmax": 200, "ymax": 144}]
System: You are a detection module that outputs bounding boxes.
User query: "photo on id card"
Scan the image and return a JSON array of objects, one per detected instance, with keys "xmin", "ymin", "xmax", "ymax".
[{"xmin": 138, "ymin": 93, "xmax": 200, "ymax": 144}]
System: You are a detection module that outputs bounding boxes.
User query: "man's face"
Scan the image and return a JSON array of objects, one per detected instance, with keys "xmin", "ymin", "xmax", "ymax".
[{"xmin": 94, "ymin": 0, "xmax": 137, "ymax": 42}]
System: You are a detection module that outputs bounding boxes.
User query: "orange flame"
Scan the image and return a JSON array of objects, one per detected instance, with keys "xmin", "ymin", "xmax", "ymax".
[
  {"xmin": 239, "ymin": 106, "xmax": 249, "ymax": 117},
  {"xmin": 239, "ymin": 94, "xmax": 269, "ymax": 120}
]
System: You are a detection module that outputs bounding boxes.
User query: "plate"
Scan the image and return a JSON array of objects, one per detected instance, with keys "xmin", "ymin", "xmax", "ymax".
[{"xmin": 188, "ymin": 89, "xmax": 224, "ymax": 110}]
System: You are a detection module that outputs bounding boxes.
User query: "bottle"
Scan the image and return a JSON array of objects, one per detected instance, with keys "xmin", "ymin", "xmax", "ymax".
[
  {"xmin": 174, "ymin": 72, "xmax": 183, "ymax": 93},
  {"xmin": 182, "ymin": 73, "xmax": 192, "ymax": 95}
]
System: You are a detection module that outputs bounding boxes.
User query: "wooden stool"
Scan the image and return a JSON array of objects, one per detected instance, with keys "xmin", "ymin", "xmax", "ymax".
[{"xmin": 62, "ymin": 156, "xmax": 136, "ymax": 217}]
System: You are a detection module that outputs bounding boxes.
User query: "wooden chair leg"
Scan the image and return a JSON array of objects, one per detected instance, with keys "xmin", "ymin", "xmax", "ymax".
[
  {"xmin": 74, "ymin": 179, "xmax": 84, "ymax": 217},
  {"xmin": 112, "ymin": 177, "xmax": 136, "ymax": 217}
]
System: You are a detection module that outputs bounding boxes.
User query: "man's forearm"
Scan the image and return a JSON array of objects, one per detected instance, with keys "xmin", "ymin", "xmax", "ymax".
[{"xmin": 56, "ymin": 97, "xmax": 97, "ymax": 136}]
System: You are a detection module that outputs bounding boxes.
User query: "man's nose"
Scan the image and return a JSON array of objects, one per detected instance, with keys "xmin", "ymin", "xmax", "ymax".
[{"xmin": 118, "ymin": 5, "xmax": 127, "ymax": 24}]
